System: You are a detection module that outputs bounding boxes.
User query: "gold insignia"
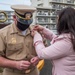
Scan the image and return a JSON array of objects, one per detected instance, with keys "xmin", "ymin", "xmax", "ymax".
[
  {"xmin": 25, "ymin": 13, "xmax": 31, "ymax": 20},
  {"xmin": 11, "ymin": 38, "xmax": 16, "ymax": 44}
]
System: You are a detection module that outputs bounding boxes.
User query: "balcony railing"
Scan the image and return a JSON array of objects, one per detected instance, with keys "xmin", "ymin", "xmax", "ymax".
[
  {"xmin": 36, "ymin": 21, "xmax": 56, "ymax": 25},
  {"xmin": 49, "ymin": 0, "xmax": 63, "ymax": 3},
  {"xmin": 37, "ymin": 14, "xmax": 55, "ymax": 16},
  {"xmin": 50, "ymin": 1, "xmax": 75, "ymax": 6}
]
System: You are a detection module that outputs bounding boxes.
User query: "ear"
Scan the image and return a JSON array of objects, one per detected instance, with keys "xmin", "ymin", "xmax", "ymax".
[
  {"xmin": 13, "ymin": 15, "xmax": 16, "ymax": 20},
  {"xmin": 13, "ymin": 15, "xmax": 17, "ymax": 24}
]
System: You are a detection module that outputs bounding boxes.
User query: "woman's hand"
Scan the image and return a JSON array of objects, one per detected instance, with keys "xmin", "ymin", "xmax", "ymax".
[
  {"xmin": 31, "ymin": 30, "xmax": 38, "ymax": 37},
  {"xmin": 30, "ymin": 56, "xmax": 39, "ymax": 66},
  {"xmin": 33, "ymin": 25, "xmax": 44, "ymax": 32}
]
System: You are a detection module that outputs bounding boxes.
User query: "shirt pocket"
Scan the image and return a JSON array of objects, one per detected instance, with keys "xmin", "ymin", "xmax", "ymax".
[
  {"xmin": 7, "ymin": 43, "xmax": 23, "ymax": 50},
  {"xmin": 6, "ymin": 43, "xmax": 23, "ymax": 56}
]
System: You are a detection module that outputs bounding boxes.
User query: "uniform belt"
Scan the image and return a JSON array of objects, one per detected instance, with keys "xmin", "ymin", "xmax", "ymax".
[{"xmin": 5, "ymin": 67, "xmax": 35, "ymax": 74}]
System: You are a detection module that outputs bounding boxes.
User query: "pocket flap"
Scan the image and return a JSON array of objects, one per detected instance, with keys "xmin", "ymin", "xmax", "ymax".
[{"xmin": 7, "ymin": 43, "xmax": 23, "ymax": 50}]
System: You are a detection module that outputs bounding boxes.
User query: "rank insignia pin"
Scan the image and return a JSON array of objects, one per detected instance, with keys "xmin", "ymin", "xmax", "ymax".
[{"xmin": 11, "ymin": 38, "xmax": 16, "ymax": 44}]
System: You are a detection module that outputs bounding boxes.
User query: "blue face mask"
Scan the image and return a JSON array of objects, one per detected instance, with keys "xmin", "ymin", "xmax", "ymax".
[{"xmin": 17, "ymin": 18, "xmax": 33, "ymax": 25}]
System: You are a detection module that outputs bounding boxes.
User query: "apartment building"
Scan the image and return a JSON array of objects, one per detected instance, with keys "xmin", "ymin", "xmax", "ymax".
[
  {"xmin": 0, "ymin": 0, "xmax": 75, "ymax": 32},
  {"xmin": 31, "ymin": 0, "xmax": 75, "ymax": 33}
]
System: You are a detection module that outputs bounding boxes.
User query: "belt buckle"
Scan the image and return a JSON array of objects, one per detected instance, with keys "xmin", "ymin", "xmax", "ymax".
[{"xmin": 25, "ymin": 69, "xmax": 31, "ymax": 74}]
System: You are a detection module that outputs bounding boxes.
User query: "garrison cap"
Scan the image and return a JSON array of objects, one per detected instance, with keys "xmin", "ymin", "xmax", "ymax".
[{"xmin": 11, "ymin": 4, "xmax": 36, "ymax": 15}]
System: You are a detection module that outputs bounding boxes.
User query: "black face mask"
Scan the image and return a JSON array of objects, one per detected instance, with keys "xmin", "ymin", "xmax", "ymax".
[
  {"xmin": 17, "ymin": 21, "xmax": 30, "ymax": 31},
  {"xmin": 17, "ymin": 18, "xmax": 33, "ymax": 31}
]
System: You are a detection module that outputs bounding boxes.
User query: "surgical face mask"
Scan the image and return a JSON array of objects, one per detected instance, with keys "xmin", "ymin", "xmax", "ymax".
[
  {"xmin": 17, "ymin": 18, "xmax": 33, "ymax": 31},
  {"xmin": 18, "ymin": 18, "xmax": 33, "ymax": 25}
]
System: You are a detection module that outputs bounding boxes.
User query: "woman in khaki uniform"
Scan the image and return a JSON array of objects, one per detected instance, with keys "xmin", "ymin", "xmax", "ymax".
[{"xmin": 0, "ymin": 5, "xmax": 40, "ymax": 75}]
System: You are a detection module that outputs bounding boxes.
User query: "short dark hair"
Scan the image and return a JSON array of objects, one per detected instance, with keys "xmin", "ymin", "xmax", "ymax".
[{"xmin": 57, "ymin": 7, "xmax": 75, "ymax": 50}]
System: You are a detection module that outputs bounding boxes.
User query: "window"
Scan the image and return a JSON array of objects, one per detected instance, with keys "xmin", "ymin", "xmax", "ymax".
[
  {"xmin": 51, "ymin": 18, "xmax": 56, "ymax": 23},
  {"xmin": 37, "ymin": 10, "xmax": 49, "ymax": 15},
  {"xmin": 50, "ymin": 25, "xmax": 56, "ymax": 29},
  {"xmin": 52, "ymin": 4, "xmax": 59, "ymax": 9},
  {"xmin": 51, "ymin": 11, "xmax": 57, "ymax": 15},
  {"xmin": 44, "ymin": 11, "xmax": 49, "ymax": 16},
  {"xmin": 37, "ymin": 0, "xmax": 41, "ymax": 1},
  {"xmin": 37, "ymin": 18, "xmax": 49, "ymax": 23},
  {"xmin": 67, "ymin": 0, "xmax": 74, "ymax": 3},
  {"xmin": 38, "ymin": 4, "xmax": 43, "ymax": 6}
]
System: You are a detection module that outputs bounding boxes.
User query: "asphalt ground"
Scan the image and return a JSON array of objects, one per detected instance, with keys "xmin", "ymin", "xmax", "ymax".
[{"xmin": 40, "ymin": 60, "xmax": 52, "ymax": 75}]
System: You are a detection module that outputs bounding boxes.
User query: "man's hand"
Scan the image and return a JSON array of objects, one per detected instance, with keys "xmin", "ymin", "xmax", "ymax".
[
  {"xmin": 15, "ymin": 60, "xmax": 31, "ymax": 70},
  {"xmin": 30, "ymin": 56, "xmax": 39, "ymax": 66}
]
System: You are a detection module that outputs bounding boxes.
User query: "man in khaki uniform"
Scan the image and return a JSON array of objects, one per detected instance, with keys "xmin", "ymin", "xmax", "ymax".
[{"xmin": 0, "ymin": 5, "xmax": 40, "ymax": 75}]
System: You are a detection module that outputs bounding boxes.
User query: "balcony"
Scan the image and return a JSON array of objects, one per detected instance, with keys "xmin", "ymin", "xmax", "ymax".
[
  {"xmin": 37, "ymin": 11, "xmax": 50, "ymax": 15},
  {"xmin": 36, "ymin": 20, "xmax": 50, "ymax": 24},
  {"xmin": 36, "ymin": 21, "xmax": 56, "ymax": 25},
  {"xmin": 36, "ymin": 15, "xmax": 57, "ymax": 18},
  {"xmin": 49, "ymin": 0, "xmax": 63, "ymax": 3},
  {"xmin": 49, "ymin": 1, "xmax": 75, "ymax": 6}
]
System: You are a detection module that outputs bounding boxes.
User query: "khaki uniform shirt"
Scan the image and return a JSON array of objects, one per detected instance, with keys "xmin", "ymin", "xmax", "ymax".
[{"xmin": 0, "ymin": 23, "xmax": 37, "ymax": 61}]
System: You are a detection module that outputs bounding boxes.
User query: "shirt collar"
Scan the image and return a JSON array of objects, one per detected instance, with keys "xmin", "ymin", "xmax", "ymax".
[
  {"xmin": 10, "ymin": 22, "xmax": 31, "ymax": 35},
  {"xmin": 10, "ymin": 23, "xmax": 18, "ymax": 34}
]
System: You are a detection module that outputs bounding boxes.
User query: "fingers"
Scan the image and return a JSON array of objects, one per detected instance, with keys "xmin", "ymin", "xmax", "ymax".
[
  {"xmin": 31, "ymin": 30, "xmax": 38, "ymax": 37},
  {"xmin": 33, "ymin": 26, "xmax": 39, "ymax": 30},
  {"xmin": 22, "ymin": 61, "xmax": 31, "ymax": 65},
  {"xmin": 20, "ymin": 64, "xmax": 30, "ymax": 70},
  {"xmin": 30, "ymin": 57, "xmax": 39, "ymax": 66},
  {"xmin": 30, "ymin": 57, "xmax": 39, "ymax": 63},
  {"xmin": 16, "ymin": 58, "xmax": 39, "ymax": 70},
  {"xmin": 30, "ymin": 58, "xmax": 35, "ymax": 63},
  {"xmin": 16, "ymin": 61, "xmax": 31, "ymax": 70},
  {"xmin": 33, "ymin": 25, "xmax": 44, "ymax": 31}
]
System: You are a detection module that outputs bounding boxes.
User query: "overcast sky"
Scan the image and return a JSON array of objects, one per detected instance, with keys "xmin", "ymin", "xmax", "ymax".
[{"xmin": 0, "ymin": 0, "xmax": 31, "ymax": 11}]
